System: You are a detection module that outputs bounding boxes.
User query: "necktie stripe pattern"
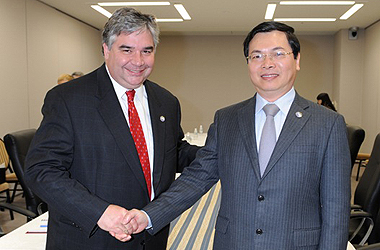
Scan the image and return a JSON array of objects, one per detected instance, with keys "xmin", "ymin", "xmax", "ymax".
[
  {"xmin": 259, "ymin": 104, "xmax": 280, "ymax": 177},
  {"xmin": 126, "ymin": 90, "xmax": 151, "ymax": 197}
]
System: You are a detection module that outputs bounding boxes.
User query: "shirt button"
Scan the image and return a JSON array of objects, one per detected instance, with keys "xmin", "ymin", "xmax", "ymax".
[
  {"xmin": 256, "ymin": 229, "xmax": 263, "ymax": 235},
  {"xmin": 258, "ymin": 195, "xmax": 264, "ymax": 201}
]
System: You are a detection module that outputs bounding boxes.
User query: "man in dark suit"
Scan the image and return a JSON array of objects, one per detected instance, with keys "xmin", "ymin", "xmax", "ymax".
[
  {"xmin": 125, "ymin": 22, "xmax": 351, "ymax": 249},
  {"xmin": 24, "ymin": 7, "xmax": 198, "ymax": 250}
]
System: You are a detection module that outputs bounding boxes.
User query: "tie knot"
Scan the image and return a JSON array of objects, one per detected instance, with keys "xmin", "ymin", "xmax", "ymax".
[
  {"xmin": 263, "ymin": 104, "xmax": 279, "ymax": 117},
  {"xmin": 126, "ymin": 90, "xmax": 136, "ymax": 102}
]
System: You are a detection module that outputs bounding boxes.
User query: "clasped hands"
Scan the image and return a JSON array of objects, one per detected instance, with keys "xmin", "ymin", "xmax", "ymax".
[{"xmin": 97, "ymin": 205, "xmax": 149, "ymax": 242}]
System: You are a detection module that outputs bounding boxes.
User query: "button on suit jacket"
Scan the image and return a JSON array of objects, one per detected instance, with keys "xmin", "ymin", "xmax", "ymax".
[
  {"xmin": 25, "ymin": 64, "xmax": 199, "ymax": 250},
  {"xmin": 144, "ymin": 93, "xmax": 351, "ymax": 250}
]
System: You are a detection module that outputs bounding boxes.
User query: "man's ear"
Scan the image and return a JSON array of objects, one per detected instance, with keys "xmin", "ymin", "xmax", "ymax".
[
  {"xmin": 296, "ymin": 53, "xmax": 301, "ymax": 71},
  {"xmin": 103, "ymin": 43, "xmax": 110, "ymax": 59}
]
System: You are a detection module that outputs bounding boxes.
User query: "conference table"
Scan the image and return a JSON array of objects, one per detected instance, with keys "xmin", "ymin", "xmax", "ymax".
[{"xmin": 0, "ymin": 132, "xmax": 357, "ymax": 250}]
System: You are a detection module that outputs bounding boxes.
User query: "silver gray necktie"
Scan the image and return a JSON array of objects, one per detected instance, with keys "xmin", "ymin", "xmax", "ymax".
[{"xmin": 259, "ymin": 104, "xmax": 280, "ymax": 176}]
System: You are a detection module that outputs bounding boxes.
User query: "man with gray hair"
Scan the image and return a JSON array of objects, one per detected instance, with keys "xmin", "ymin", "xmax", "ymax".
[{"xmin": 25, "ymin": 7, "xmax": 199, "ymax": 250}]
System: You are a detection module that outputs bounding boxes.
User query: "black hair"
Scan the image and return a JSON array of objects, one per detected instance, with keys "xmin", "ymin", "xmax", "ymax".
[{"xmin": 243, "ymin": 21, "xmax": 300, "ymax": 63}]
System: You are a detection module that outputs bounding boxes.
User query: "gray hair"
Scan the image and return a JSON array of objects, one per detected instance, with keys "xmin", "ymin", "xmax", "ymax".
[{"xmin": 102, "ymin": 7, "xmax": 159, "ymax": 54}]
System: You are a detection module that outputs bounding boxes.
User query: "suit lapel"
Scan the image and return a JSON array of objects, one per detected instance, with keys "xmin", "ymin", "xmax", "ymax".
[
  {"xmin": 262, "ymin": 93, "xmax": 311, "ymax": 178},
  {"xmin": 238, "ymin": 96, "xmax": 261, "ymax": 180},
  {"xmin": 95, "ymin": 64, "xmax": 148, "ymax": 195},
  {"xmin": 145, "ymin": 81, "xmax": 166, "ymax": 191}
]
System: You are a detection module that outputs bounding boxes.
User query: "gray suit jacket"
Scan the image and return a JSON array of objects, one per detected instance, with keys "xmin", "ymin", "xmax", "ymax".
[
  {"xmin": 144, "ymin": 93, "xmax": 351, "ymax": 250},
  {"xmin": 25, "ymin": 64, "xmax": 199, "ymax": 250}
]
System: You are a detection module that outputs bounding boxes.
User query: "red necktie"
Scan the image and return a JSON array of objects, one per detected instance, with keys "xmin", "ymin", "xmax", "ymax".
[{"xmin": 126, "ymin": 90, "xmax": 151, "ymax": 198}]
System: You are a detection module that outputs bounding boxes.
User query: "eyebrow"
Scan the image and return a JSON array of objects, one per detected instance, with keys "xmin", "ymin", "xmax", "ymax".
[
  {"xmin": 119, "ymin": 45, "xmax": 154, "ymax": 51},
  {"xmin": 250, "ymin": 46, "xmax": 286, "ymax": 54}
]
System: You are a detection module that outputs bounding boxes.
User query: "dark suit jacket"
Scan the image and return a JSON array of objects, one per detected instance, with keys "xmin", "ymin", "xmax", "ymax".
[
  {"xmin": 25, "ymin": 64, "xmax": 199, "ymax": 250},
  {"xmin": 144, "ymin": 93, "xmax": 351, "ymax": 250}
]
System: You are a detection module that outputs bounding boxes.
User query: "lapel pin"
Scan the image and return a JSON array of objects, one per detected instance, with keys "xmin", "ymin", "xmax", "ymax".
[
  {"xmin": 295, "ymin": 112, "xmax": 303, "ymax": 118},
  {"xmin": 160, "ymin": 116, "xmax": 165, "ymax": 122}
]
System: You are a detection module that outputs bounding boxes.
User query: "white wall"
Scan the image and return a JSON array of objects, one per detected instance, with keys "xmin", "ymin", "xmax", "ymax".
[
  {"xmin": 150, "ymin": 34, "xmax": 335, "ymax": 133},
  {"xmin": 333, "ymin": 29, "xmax": 365, "ymax": 126},
  {"xmin": 0, "ymin": 0, "xmax": 103, "ymax": 137},
  {"xmin": 0, "ymin": 0, "xmax": 29, "ymax": 136}
]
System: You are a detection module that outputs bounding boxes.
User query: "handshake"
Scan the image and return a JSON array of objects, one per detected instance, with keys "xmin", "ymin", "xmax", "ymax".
[{"xmin": 97, "ymin": 204, "xmax": 150, "ymax": 242}]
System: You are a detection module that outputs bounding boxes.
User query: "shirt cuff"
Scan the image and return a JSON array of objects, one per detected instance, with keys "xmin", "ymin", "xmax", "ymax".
[{"xmin": 141, "ymin": 210, "xmax": 152, "ymax": 229}]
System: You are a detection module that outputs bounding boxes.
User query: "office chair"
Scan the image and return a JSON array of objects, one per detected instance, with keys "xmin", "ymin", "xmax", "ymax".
[
  {"xmin": 3, "ymin": 129, "xmax": 47, "ymax": 217},
  {"xmin": 346, "ymin": 125, "xmax": 365, "ymax": 170},
  {"xmin": 0, "ymin": 201, "xmax": 37, "ymax": 236},
  {"xmin": 350, "ymin": 133, "xmax": 380, "ymax": 246}
]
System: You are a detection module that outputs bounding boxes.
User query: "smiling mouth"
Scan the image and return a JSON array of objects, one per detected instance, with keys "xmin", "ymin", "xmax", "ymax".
[
  {"xmin": 261, "ymin": 73, "xmax": 279, "ymax": 78},
  {"xmin": 127, "ymin": 68, "xmax": 145, "ymax": 74}
]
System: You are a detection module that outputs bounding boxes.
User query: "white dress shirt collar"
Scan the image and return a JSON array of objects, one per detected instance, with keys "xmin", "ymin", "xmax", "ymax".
[
  {"xmin": 255, "ymin": 87, "xmax": 296, "ymax": 116},
  {"xmin": 105, "ymin": 65, "xmax": 146, "ymax": 101}
]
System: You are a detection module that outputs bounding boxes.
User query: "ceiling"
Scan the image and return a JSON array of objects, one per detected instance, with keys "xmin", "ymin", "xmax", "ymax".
[{"xmin": 38, "ymin": 0, "xmax": 380, "ymax": 35}]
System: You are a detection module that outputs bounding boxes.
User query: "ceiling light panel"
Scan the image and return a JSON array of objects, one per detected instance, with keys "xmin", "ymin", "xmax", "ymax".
[
  {"xmin": 269, "ymin": 1, "xmax": 364, "ymax": 22},
  {"xmin": 91, "ymin": 5, "xmax": 112, "ymax": 18},
  {"xmin": 98, "ymin": 2, "xmax": 170, "ymax": 6},
  {"xmin": 156, "ymin": 18, "xmax": 183, "ymax": 22},
  {"xmin": 274, "ymin": 18, "xmax": 337, "ymax": 21},
  {"xmin": 92, "ymin": 2, "xmax": 192, "ymax": 23},
  {"xmin": 340, "ymin": 3, "xmax": 364, "ymax": 19},
  {"xmin": 265, "ymin": 4, "xmax": 277, "ymax": 19},
  {"xmin": 174, "ymin": 4, "xmax": 191, "ymax": 20},
  {"xmin": 280, "ymin": 1, "xmax": 355, "ymax": 5}
]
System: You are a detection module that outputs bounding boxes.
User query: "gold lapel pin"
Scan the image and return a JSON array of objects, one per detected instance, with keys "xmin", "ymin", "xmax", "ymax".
[
  {"xmin": 160, "ymin": 116, "xmax": 165, "ymax": 122},
  {"xmin": 295, "ymin": 112, "xmax": 303, "ymax": 118}
]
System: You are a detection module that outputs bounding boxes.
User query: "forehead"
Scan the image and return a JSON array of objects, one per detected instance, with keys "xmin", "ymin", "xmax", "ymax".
[
  {"xmin": 248, "ymin": 30, "xmax": 291, "ymax": 51},
  {"xmin": 114, "ymin": 29, "xmax": 154, "ymax": 45}
]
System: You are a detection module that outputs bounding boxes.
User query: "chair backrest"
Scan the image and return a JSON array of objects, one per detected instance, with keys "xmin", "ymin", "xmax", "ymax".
[
  {"xmin": 347, "ymin": 125, "xmax": 365, "ymax": 169},
  {"xmin": 3, "ymin": 129, "xmax": 47, "ymax": 215},
  {"xmin": 354, "ymin": 133, "xmax": 380, "ymax": 223}
]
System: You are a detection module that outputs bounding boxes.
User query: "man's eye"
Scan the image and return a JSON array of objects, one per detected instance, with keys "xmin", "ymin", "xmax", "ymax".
[
  {"xmin": 275, "ymin": 51, "xmax": 286, "ymax": 57},
  {"xmin": 122, "ymin": 49, "xmax": 132, "ymax": 53},
  {"xmin": 252, "ymin": 54, "xmax": 262, "ymax": 59},
  {"xmin": 143, "ymin": 50, "xmax": 153, "ymax": 55}
]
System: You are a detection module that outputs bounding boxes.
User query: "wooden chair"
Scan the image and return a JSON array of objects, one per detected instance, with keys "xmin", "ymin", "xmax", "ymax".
[
  {"xmin": 0, "ymin": 182, "xmax": 13, "ymax": 220},
  {"xmin": 0, "ymin": 139, "xmax": 20, "ymax": 202}
]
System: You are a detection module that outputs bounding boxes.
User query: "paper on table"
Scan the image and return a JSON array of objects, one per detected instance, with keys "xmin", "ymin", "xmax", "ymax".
[{"xmin": 25, "ymin": 218, "xmax": 48, "ymax": 234}]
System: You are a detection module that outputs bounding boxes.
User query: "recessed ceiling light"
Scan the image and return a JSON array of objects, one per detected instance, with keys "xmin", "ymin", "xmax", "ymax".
[
  {"xmin": 91, "ymin": 5, "xmax": 112, "ymax": 18},
  {"xmin": 274, "ymin": 18, "xmax": 337, "ymax": 21},
  {"xmin": 265, "ymin": 4, "xmax": 277, "ymax": 19},
  {"xmin": 340, "ymin": 3, "xmax": 364, "ymax": 19},
  {"xmin": 98, "ymin": 2, "xmax": 170, "ymax": 6},
  {"xmin": 280, "ymin": 1, "xmax": 355, "ymax": 5},
  {"xmin": 174, "ymin": 4, "xmax": 191, "ymax": 20}
]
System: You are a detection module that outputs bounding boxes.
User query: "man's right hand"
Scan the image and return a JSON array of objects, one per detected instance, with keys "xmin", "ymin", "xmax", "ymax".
[
  {"xmin": 122, "ymin": 209, "xmax": 149, "ymax": 234},
  {"xmin": 97, "ymin": 204, "xmax": 135, "ymax": 241}
]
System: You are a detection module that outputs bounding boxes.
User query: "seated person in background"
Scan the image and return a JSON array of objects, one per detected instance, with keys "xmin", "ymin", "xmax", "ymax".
[
  {"xmin": 316, "ymin": 92, "xmax": 336, "ymax": 111},
  {"xmin": 71, "ymin": 71, "xmax": 84, "ymax": 79},
  {"xmin": 57, "ymin": 73, "xmax": 74, "ymax": 84}
]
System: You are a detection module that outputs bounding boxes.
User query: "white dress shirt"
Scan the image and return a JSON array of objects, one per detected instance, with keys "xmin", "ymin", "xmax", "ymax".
[
  {"xmin": 255, "ymin": 87, "xmax": 295, "ymax": 151},
  {"xmin": 106, "ymin": 66, "xmax": 155, "ymax": 200}
]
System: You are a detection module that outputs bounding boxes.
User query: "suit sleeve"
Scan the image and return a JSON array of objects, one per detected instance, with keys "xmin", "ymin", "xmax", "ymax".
[
  {"xmin": 319, "ymin": 114, "xmax": 351, "ymax": 249},
  {"xmin": 24, "ymin": 88, "xmax": 109, "ymax": 237},
  {"xmin": 145, "ymin": 112, "xmax": 221, "ymax": 233}
]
